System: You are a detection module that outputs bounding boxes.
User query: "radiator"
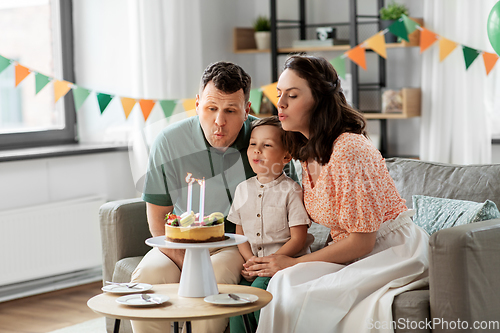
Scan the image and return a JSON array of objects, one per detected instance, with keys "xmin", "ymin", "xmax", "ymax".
[{"xmin": 0, "ymin": 195, "xmax": 106, "ymax": 287}]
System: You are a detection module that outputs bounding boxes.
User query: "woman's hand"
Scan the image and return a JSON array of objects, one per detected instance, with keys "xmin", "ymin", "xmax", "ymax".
[{"xmin": 244, "ymin": 254, "xmax": 298, "ymax": 277}]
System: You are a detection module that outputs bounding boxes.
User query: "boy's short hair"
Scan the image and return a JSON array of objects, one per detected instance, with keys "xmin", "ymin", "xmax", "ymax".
[{"xmin": 251, "ymin": 116, "xmax": 286, "ymax": 146}]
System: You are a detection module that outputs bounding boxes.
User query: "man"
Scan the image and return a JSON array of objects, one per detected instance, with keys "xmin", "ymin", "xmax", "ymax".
[{"xmin": 131, "ymin": 61, "xmax": 271, "ymax": 333}]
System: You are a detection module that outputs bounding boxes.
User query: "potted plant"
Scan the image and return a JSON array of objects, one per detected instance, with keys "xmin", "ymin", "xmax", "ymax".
[
  {"xmin": 253, "ymin": 16, "xmax": 271, "ymax": 50},
  {"xmin": 379, "ymin": 2, "xmax": 409, "ymax": 43}
]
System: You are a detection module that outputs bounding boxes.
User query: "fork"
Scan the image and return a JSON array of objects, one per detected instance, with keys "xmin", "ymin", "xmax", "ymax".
[
  {"xmin": 105, "ymin": 281, "xmax": 139, "ymax": 288},
  {"xmin": 141, "ymin": 294, "xmax": 161, "ymax": 304},
  {"xmin": 228, "ymin": 293, "xmax": 252, "ymax": 303}
]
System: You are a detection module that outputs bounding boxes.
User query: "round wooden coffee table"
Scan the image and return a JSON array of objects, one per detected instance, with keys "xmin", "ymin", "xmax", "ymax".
[{"xmin": 87, "ymin": 283, "xmax": 272, "ymax": 333}]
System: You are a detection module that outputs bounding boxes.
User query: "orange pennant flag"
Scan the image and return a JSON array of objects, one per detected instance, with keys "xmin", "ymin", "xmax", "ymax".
[
  {"xmin": 420, "ymin": 28, "xmax": 439, "ymax": 53},
  {"xmin": 182, "ymin": 98, "xmax": 197, "ymax": 117},
  {"xmin": 366, "ymin": 32, "xmax": 387, "ymax": 58},
  {"xmin": 482, "ymin": 51, "xmax": 499, "ymax": 76},
  {"xmin": 53, "ymin": 80, "xmax": 72, "ymax": 102},
  {"xmin": 15, "ymin": 64, "xmax": 31, "ymax": 86},
  {"xmin": 262, "ymin": 82, "xmax": 279, "ymax": 108},
  {"xmin": 346, "ymin": 45, "xmax": 367, "ymax": 70},
  {"xmin": 121, "ymin": 97, "xmax": 136, "ymax": 119},
  {"xmin": 139, "ymin": 99, "xmax": 155, "ymax": 121},
  {"xmin": 438, "ymin": 37, "xmax": 458, "ymax": 62}
]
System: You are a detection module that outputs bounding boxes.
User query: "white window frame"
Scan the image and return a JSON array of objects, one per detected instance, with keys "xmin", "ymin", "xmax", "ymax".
[{"xmin": 0, "ymin": 0, "xmax": 76, "ymax": 150}]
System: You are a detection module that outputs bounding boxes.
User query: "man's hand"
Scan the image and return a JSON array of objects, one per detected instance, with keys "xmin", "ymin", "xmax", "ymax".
[
  {"xmin": 146, "ymin": 202, "xmax": 185, "ymax": 269},
  {"xmin": 160, "ymin": 248, "xmax": 185, "ymax": 270}
]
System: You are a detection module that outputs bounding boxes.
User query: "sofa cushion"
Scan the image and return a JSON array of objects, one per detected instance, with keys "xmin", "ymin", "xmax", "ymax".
[
  {"xmin": 392, "ymin": 290, "xmax": 431, "ymax": 333},
  {"xmin": 412, "ymin": 195, "xmax": 500, "ymax": 235},
  {"xmin": 385, "ymin": 158, "xmax": 500, "ymax": 209}
]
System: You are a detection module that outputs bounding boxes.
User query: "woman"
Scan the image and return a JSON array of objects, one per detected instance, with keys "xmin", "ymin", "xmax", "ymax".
[{"xmin": 246, "ymin": 55, "xmax": 429, "ymax": 333}]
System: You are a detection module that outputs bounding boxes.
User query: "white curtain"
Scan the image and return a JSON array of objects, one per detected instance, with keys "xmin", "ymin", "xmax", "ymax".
[
  {"xmin": 420, "ymin": 0, "xmax": 500, "ymax": 164},
  {"xmin": 126, "ymin": 0, "xmax": 204, "ymax": 188}
]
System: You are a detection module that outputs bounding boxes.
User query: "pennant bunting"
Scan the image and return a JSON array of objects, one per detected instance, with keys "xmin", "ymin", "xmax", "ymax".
[
  {"xmin": 15, "ymin": 64, "xmax": 31, "ymax": 86},
  {"xmin": 420, "ymin": 28, "xmax": 439, "ymax": 53},
  {"xmin": 120, "ymin": 97, "xmax": 136, "ymax": 119},
  {"xmin": 345, "ymin": 45, "xmax": 367, "ymax": 70},
  {"xmin": 182, "ymin": 98, "xmax": 197, "ymax": 117},
  {"xmin": 159, "ymin": 100, "xmax": 177, "ymax": 119},
  {"xmin": 53, "ymin": 80, "xmax": 72, "ymax": 102},
  {"xmin": 366, "ymin": 32, "xmax": 387, "ymax": 58},
  {"xmin": 72, "ymin": 85, "xmax": 91, "ymax": 111},
  {"xmin": 462, "ymin": 46, "xmax": 481, "ymax": 70},
  {"xmin": 482, "ymin": 51, "xmax": 499, "ymax": 76},
  {"xmin": 438, "ymin": 37, "xmax": 458, "ymax": 62},
  {"xmin": 388, "ymin": 19, "xmax": 409, "ymax": 42},
  {"xmin": 139, "ymin": 99, "xmax": 155, "ymax": 121},
  {"xmin": 96, "ymin": 93, "xmax": 113, "ymax": 114},
  {"xmin": 249, "ymin": 89, "xmax": 263, "ymax": 114},
  {"xmin": 35, "ymin": 73, "xmax": 51, "ymax": 94},
  {"xmin": 261, "ymin": 82, "xmax": 279, "ymax": 108},
  {"xmin": 402, "ymin": 15, "xmax": 419, "ymax": 34},
  {"xmin": 0, "ymin": 55, "xmax": 11, "ymax": 74},
  {"xmin": 3, "ymin": 17, "xmax": 500, "ymax": 127},
  {"xmin": 330, "ymin": 56, "xmax": 346, "ymax": 80}
]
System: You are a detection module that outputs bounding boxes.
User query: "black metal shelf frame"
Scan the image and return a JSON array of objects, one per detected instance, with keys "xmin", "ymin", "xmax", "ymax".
[{"xmin": 268, "ymin": 0, "xmax": 389, "ymax": 155}]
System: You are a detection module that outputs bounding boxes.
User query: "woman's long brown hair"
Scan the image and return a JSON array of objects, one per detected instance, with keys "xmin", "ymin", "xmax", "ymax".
[{"xmin": 282, "ymin": 55, "xmax": 367, "ymax": 164}]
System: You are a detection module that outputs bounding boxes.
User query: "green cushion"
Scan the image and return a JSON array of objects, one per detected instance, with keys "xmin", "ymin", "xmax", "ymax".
[{"xmin": 412, "ymin": 195, "xmax": 500, "ymax": 235}]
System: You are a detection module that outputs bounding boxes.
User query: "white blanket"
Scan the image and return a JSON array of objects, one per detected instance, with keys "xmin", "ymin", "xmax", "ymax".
[{"xmin": 256, "ymin": 210, "xmax": 429, "ymax": 333}]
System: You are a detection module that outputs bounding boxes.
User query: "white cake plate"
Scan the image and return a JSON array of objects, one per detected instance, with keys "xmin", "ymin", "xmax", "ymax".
[{"xmin": 146, "ymin": 234, "xmax": 248, "ymax": 298}]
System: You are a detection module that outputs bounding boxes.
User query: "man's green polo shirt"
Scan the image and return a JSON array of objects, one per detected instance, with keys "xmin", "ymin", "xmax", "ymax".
[
  {"xmin": 141, "ymin": 115, "xmax": 298, "ymax": 234},
  {"xmin": 141, "ymin": 116, "xmax": 257, "ymax": 233}
]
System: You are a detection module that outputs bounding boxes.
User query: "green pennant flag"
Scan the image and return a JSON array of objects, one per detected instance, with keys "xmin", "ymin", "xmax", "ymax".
[
  {"xmin": 34, "ymin": 73, "xmax": 51, "ymax": 94},
  {"xmin": 159, "ymin": 100, "xmax": 177, "ymax": 118},
  {"xmin": 96, "ymin": 92, "xmax": 113, "ymax": 114},
  {"xmin": 462, "ymin": 46, "xmax": 480, "ymax": 70},
  {"xmin": 0, "ymin": 55, "xmax": 12, "ymax": 74},
  {"xmin": 388, "ymin": 19, "xmax": 409, "ymax": 42},
  {"xmin": 330, "ymin": 56, "xmax": 346, "ymax": 80},
  {"xmin": 72, "ymin": 85, "xmax": 91, "ymax": 111},
  {"xmin": 249, "ymin": 89, "xmax": 263, "ymax": 114},
  {"xmin": 402, "ymin": 14, "xmax": 418, "ymax": 34}
]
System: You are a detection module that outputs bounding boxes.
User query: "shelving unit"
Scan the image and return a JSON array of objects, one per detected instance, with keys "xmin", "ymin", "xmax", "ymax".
[{"xmin": 233, "ymin": 0, "xmax": 422, "ymax": 156}]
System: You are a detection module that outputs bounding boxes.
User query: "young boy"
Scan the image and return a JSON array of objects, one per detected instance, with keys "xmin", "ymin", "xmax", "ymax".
[{"xmin": 227, "ymin": 116, "xmax": 312, "ymax": 333}]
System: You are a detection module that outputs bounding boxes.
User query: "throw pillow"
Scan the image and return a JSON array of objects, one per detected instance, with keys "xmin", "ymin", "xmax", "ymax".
[{"xmin": 412, "ymin": 195, "xmax": 500, "ymax": 235}]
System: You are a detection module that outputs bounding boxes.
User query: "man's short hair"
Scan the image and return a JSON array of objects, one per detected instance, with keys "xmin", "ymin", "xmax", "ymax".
[
  {"xmin": 200, "ymin": 61, "xmax": 251, "ymax": 102},
  {"xmin": 251, "ymin": 115, "xmax": 286, "ymax": 147}
]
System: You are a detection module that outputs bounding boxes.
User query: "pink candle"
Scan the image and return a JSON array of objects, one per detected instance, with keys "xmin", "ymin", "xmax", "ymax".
[
  {"xmin": 185, "ymin": 173, "xmax": 194, "ymax": 213},
  {"xmin": 198, "ymin": 178, "xmax": 205, "ymax": 221}
]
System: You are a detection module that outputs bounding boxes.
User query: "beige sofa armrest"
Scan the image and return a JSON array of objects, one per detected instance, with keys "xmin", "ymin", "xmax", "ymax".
[
  {"xmin": 429, "ymin": 218, "xmax": 500, "ymax": 332},
  {"xmin": 99, "ymin": 198, "xmax": 151, "ymax": 284}
]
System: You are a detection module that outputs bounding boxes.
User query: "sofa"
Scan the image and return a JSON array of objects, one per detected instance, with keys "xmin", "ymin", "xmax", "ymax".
[{"xmin": 99, "ymin": 158, "xmax": 500, "ymax": 333}]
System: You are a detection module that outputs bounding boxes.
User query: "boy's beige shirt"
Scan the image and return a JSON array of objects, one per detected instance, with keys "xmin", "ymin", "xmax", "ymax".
[{"xmin": 228, "ymin": 173, "xmax": 311, "ymax": 257}]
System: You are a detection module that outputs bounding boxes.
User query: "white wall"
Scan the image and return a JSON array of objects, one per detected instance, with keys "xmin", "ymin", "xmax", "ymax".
[{"xmin": 0, "ymin": 151, "xmax": 137, "ymax": 212}]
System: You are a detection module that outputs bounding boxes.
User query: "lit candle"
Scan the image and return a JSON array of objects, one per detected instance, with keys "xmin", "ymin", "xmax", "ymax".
[
  {"xmin": 185, "ymin": 173, "xmax": 194, "ymax": 213},
  {"xmin": 198, "ymin": 177, "xmax": 205, "ymax": 222}
]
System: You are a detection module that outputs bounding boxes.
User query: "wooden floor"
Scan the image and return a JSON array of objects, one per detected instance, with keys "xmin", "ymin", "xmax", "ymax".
[{"xmin": 0, "ymin": 281, "xmax": 104, "ymax": 333}]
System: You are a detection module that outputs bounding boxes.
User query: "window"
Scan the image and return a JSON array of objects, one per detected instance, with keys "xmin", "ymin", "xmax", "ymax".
[{"xmin": 0, "ymin": 0, "xmax": 75, "ymax": 150}]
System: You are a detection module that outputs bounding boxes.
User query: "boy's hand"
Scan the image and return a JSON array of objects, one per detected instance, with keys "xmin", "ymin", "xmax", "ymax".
[
  {"xmin": 246, "ymin": 254, "xmax": 297, "ymax": 277},
  {"xmin": 243, "ymin": 256, "xmax": 258, "ymax": 269},
  {"xmin": 241, "ymin": 268, "xmax": 256, "ymax": 282}
]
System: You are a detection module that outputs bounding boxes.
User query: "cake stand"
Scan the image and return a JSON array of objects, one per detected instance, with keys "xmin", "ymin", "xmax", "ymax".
[{"xmin": 146, "ymin": 234, "xmax": 247, "ymax": 298}]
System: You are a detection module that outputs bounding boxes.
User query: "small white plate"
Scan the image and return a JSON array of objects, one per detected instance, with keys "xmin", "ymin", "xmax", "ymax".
[
  {"xmin": 204, "ymin": 293, "xmax": 259, "ymax": 306},
  {"xmin": 116, "ymin": 293, "xmax": 170, "ymax": 307},
  {"xmin": 102, "ymin": 283, "xmax": 152, "ymax": 294}
]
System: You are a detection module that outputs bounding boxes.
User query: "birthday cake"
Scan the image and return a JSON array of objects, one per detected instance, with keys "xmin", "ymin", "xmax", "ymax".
[{"xmin": 165, "ymin": 212, "xmax": 225, "ymax": 243}]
